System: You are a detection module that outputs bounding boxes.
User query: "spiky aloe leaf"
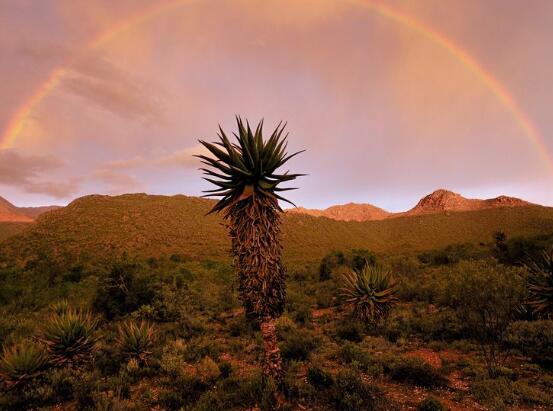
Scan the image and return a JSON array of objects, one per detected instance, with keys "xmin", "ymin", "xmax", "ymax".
[
  {"xmin": 197, "ymin": 116, "xmax": 305, "ymax": 214},
  {"xmin": 340, "ymin": 262, "xmax": 399, "ymax": 323},
  {"xmin": 526, "ymin": 247, "xmax": 553, "ymax": 317}
]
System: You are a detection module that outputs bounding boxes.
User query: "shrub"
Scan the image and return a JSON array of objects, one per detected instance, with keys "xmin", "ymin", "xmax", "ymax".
[
  {"xmin": 328, "ymin": 368, "xmax": 382, "ymax": 411},
  {"xmin": 116, "ymin": 320, "xmax": 155, "ymax": 365},
  {"xmin": 93, "ymin": 261, "xmax": 159, "ymax": 319},
  {"xmin": 192, "ymin": 373, "xmax": 276, "ymax": 411},
  {"xmin": 440, "ymin": 260, "xmax": 525, "ymax": 377},
  {"xmin": 334, "ymin": 317, "xmax": 364, "ymax": 342},
  {"xmin": 306, "ymin": 365, "xmax": 333, "ymax": 389},
  {"xmin": 341, "ymin": 263, "xmax": 398, "ymax": 323},
  {"xmin": 218, "ymin": 361, "xmax": 232, "ymax": 378},
  {"xmin": 512, "ymin": 380, "xmax": 552, "ymax": 406},
  {"xmin": 505, "ymin": 320, "xmax": 553, "ymax": 366},
  {"xmin": 196, "ymin": 356, "xmax": 221, "ymax": 384},
  {"xmin": 471, "ymin": 378, "xmax": 515, "ymax": 409},
  {"xmin": 388, "ymin": 357, "xmax": 448, "ymax": 388},
  {"xmin": 318, "ymin": 249, "xmax": 378, "ymax": 281},
  {"xmin": 0, "ymin": 340, "xmax": 48, "ymax": 389},
  {"xmin": 338, "ymin": 342, "xmax": 372, "ymax": 370},
  {"xmin": 319, "ymin": 251, "xmax": 345, "ymax": 281},
  {"xmin": 279, "ymin": 327, "xmax": 319, "ymax": 361},
  {"xmin": 417, "ymin": 396, "xmax": 446, "ymax": 411},
  {"xmin": 291, "ymin": 305, "xmax": 312, "ymax": 325},
  {"xmin": 41, "ymin": 309, "xmax": 98, "ymax": 367}
]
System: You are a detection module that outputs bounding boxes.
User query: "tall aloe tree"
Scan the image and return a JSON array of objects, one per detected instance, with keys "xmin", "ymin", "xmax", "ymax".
[{"xmin": 197, "ymin": 117, "xmax": 303, "ymax": 380}]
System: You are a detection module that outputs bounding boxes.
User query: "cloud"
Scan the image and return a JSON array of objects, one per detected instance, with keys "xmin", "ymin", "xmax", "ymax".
[
  {"xmin": 17, "ymin": 42, "xmax": 165, "ymax": 123},
  {"xmin": 63, "ymin": 53, "xmax": 165, "ymax": 122},
  {"xmin": 92, "ymin": 169, "xmax": 143, "ymax": 194},
  {"xmin": 23, "ymin": 181, "xmax": 79, "ymax": 198},
  {"xmin": 101, "ymin": 144, "xmax": 208, "ymax": 171},
  {"xmin": 0, "ymin": 149, "xmax": 78, "ymax": 198},
  {"xmin": 156, "ymin": 145, "xmax": 209, "ymax": 168}
]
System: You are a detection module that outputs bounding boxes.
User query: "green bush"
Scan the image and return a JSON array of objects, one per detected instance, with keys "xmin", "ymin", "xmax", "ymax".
[
  {"xmin": 93, "ymin": 261, "xmax": 159, "ymax": 319},
  {"xmin": 512, "ymin": 379, "xmax": 552, "ymax": 406},
  {"xmin": 192, "ymin": 374, "xmax": 276, "ymax": 411},
  {"xmin": 471, "ymin": 377, "xmax": 515, "ymax": 409},
  {"xmin": 279, "ymin": 326, "xmax": 319, "ymax": 361},
  {"xmin": 418, "ymin": 243, "xmax": 485, "ymax": 266},
  {"xmin": 417, "ymin": 396, "xmax": 446, "ymax": 411},
  {"xmin": 505, "ymin": 320, "xmax": 553, "ymax": 366},
  {"xmin": 388, "ymin": 357, "xmax": 448, "ymax": 388},
  {"xmin": 306, "ymin": 365, "xmax": 333, "ymax": 389},
  {"xmin": 440, "ymin": 260, "xmax": 525, "ymax": 377},
  {"xmin": 318, "ymin": 249, "xmax": 378, "ymax": 281},
  {"xmin": 338, "ymin": 342, "xmax": 372, "ymax": 370},
  {"xmin": 328, "ymin": 368, "xmax": 382, "ymax": 411},
  {"xmin": 335, "ymin": 317, "xmax": 364, "ymax": 342}
]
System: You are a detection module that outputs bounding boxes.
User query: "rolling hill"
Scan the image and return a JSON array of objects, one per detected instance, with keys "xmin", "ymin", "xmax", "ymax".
[
  {"xmin": 288, "ymin": 189, "xmax": 533, "ymax": 221},
  {"xmin": 1, "ymin": 193, "xmax": 553, "ymax": 265}
]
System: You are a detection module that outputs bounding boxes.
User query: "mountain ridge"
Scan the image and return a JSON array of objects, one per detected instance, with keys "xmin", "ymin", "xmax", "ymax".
[{"xmin": 287, "ymin": 189, "xmax": 533, "ymax": 221}]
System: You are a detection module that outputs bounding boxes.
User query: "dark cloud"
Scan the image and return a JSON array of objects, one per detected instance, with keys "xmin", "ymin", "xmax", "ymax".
[{"xmin": 0, "ymin": 149, "xmax": 77, "ymax": 198}]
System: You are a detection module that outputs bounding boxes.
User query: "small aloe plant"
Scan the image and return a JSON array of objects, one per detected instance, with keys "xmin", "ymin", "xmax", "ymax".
[
  {"xmin": 41, "ymin": 309, "xmax": 99, "ymax": 367},
  {"xmin": 0, "ymin": 340, "xmax": 48, "ymax": 389},
  {"xmin": 526, "ymin": 247, "xmax": 553, "ymax": 317},
  {"xmin": 116, "ymin": 320, "xmax": 155, "ymax": 365},
  {"xmin": 341, "ymin": 262, "xmax": 399, "ymax": 323}
]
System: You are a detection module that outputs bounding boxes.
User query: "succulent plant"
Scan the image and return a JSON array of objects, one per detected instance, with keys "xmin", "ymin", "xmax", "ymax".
[
  {"xmin": 41, "ymin": 309, "xmax": 99, "ymax": 367},
  {"xmin": 0, "ymin": 340, "xmax": 48, "ymax": 389},
  {"xmin": 526, "ymin": 247, "xmax": 553, "ymax": 317},
  {"xmin": 341, "ymin": 262, "xmax": 398, "ymax": 323},
  {"xmin": 116, "ymin": 320, "xmax": 155, "ymax": 364},
  {"xmin": 198, "ymin": 117, "xmax": 304, "ymax": 381}
]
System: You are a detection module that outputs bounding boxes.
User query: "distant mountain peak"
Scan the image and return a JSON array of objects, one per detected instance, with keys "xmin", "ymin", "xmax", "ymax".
[
  {"xmin": 410, "ymin": 189, "xmax": 466, "ymax": 212},
  {"xmin": 0, "ymin": 196, "xmax": 61, "ymax": 222},
  {"xmin": 289, "ymin": 189, "xmax": 535, "ymax": 221},
  {"xmin": 287, "ymin": 202, "xmax": 390, "ymax": 222},
  {"xmin": 403, "ymin": 189, "xmax": 532, "ymax": 216}
]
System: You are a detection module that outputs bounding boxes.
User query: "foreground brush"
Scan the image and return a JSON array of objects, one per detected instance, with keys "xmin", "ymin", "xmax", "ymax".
[{"xmin": 197, "ymin": 116, "xmax": 304, "ymax": 381}]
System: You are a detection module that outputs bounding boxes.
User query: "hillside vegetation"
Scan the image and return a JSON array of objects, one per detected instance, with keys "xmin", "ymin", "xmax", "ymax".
[
  {"xmin": 0, "ymin": 223, "xmax": 30, "ymax": 243},
  {"xmin": 1, "ymin": 193, "xmax": 553, "ymax": 265}
]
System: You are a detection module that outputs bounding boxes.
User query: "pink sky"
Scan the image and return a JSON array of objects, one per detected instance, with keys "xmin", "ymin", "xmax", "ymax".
[{"xmin": 1, "ymin": 0, "xmax": 552, "ymax": 211}]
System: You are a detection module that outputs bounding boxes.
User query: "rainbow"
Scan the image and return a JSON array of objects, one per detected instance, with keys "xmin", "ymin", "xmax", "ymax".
[{"xmin": 2, "ymin": 0, "xmax": 552, "ymax": 176}]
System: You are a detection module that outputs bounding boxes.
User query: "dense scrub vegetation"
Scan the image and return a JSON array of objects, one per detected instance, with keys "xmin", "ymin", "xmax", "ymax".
[
  {"xmin": 2, "ymin": 194, "xmax": 553, "ymax": 266},
  {"xmin": 0, "ymin": 230, "xmax": 552, "ymax": 409}
]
